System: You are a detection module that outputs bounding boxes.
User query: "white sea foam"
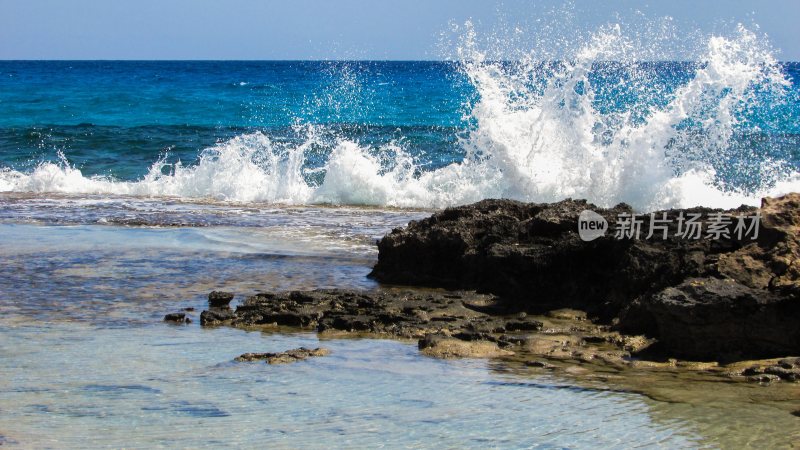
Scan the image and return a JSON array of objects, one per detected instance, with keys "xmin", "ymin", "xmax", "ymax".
[{"xmin": 1, "ymin": 23, "xmax": 798, "ymax": 211}]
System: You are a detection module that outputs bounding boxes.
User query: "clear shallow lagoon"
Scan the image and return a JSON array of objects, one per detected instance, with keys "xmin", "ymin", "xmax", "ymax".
[{"xmin": 0, "ymin": 196, "xmax": 799, "ymax": 448}]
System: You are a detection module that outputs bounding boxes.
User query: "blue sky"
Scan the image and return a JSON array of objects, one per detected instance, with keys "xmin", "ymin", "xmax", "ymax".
[{"xmin": 1, "ymin": 0, "xmax": 799, "ymax": 60}]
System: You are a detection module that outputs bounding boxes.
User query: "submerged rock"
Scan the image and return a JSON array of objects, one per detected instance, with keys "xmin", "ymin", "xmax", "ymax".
[
  {"xmin": 235, "ymin": 347, "xmax": 330, "ymax": 364},
  {"xmin": 418, "ymin": 334, "xmax": 513, "ymax": 359}
]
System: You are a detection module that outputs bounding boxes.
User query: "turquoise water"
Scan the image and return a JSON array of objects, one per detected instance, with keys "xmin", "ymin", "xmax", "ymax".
[{"xmin": 1, "ymin": 217, "xmax": 798, "ymax": 449}]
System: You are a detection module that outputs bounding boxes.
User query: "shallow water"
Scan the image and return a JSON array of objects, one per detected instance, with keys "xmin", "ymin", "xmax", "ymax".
[{"xmin": 1, "ymin": 196, "xmax": 799, "ymax": 448}]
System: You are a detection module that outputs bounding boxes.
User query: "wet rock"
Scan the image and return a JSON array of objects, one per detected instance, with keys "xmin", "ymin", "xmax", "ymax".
[
  {"xmin": 546, "ymin": 309, "xmax": 588, "ymax": 321},
  {"xmin": 613, "ymin": 334, "xmax": 654, "ymax": 353},
  {"xmin": 741, "ymin": 358, "xmax": 800, "ymax": 382},
  {"xmin": 763, "ymin": 366, "xmax": 800, "ymax": 381},
  {"xmin": 370, "ymin": 198, "xmax": 732, "ymax": 319},
  {"xmin": 747, "ymin": 373, "xmax": 781, "ymax": 384},
  {"xmin": 418, "ymin": 334, "xmax": 513, "ymax": 359},
  {"xmin": 524, "ymin": 335, "xmax": 583, "ymax": 358},
  {"xmin": 235, "ymin": 347, "xmax": 329, "ymax": 364},
  {"xmin": 208, "ymin": 291, "xmax": 234, "ymax": 308},
  {"xmin": 627, "ymin": 277, "xmax": 800, "ymax": 361},
  {"xmin": 228, "ymin": 289, "xmax": 501, "ymax": 339},
  {"xmin": 525, "ymin": 360, "xmax": 555, "ymax": 369},
  {"xmin": 504, "ymin": 320, "xmax": 544, "ymax": 331},
  {"xmin": 163, "ymin": 312, "xmax": 190, "ymax": 324},
  {"xmin": 199, "ymin": 308, "xmax": 236, "ymax": 326},
  {"xmin": 370, "ymin": 194, "xmax": 800, "ymax": 361}
]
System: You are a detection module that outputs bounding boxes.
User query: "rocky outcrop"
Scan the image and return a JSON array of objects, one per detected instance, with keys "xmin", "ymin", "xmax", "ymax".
[
  {"xmin": 625, "ymin": 278, "xmax": 799, "ymax": 361},
  {"xmin": 189, "ymin": 194, "xmax": 800, "ymax": 371},
  {"xmin": 370, "ymin": 198, "xmax": 750, "ymax": 319},
  {"xmin": 164, "ymin": 312, "xmax": 191, "ymax": 324},
  {"xmin": 235, "ymin": 347, "xmax": 330, "ymax": 364},
  {"xmin": 199, "ymin": 288, "xmax": 669, "ymax": 371},
  {"xmin": 369, "ymin": 194, "xmax": 800, "ymax": 361},
  {"xmin": 217, "ymin": 289, "xmax": 544, "ymax": 342},
  {"xmin": 208, "ymin": 291, "xmax": 235, "ymax": 308},
  {"xmin": 740, "ymin": 357, "xmax": 800, "ymax": 382},
  {"xmin": 619, "ymin": 194, "xmax": 800, "ymax": 360},
  {"xmin": 199, "ymin": 308, "xmax": 235, "ymax": 326}
]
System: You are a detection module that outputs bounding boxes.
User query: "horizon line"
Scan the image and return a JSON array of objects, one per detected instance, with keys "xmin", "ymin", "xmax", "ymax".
[{"xmin": 3, "ymin": 59, "xmax": 799, "ymax": 63}]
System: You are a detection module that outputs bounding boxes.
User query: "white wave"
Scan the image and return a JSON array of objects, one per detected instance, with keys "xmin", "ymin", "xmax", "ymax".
[{"xmin": 1, "ymin": 23, "xmax": 798, "ymax": 211}]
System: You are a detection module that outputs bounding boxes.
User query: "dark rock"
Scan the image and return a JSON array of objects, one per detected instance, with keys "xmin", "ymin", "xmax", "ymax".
[
  {"xmin": 742, "ymin": 366, "xmax": 764, "ymax": 376},
  {"xmin": 792, "ymin": 410, "xmax": 800, "ymax": 418},
  {"xmin": 582, "ymin": 335, "xmax": 608, "ymax": 344},
  {"xmin": 208, "ymin": 291, "xmax": 234, "ymax": 308},
  {"xmin": 525, "ymin": 360, "xmax": 555, "ymax": 369},
  {"xmin": 235, "ymin": 347, "xmax": 329, "ymax": 364},
  {"xmin": 763, "ymin": 365, "xmax": 800, "ymax": 381},
  {"xmin": 625, "ymin": 278, "xmax": 800, "ymax": 361},
  {"xmin": 778, "ymin": 357, "xmax": 800, "ymax": 369},
  {"xmin": 200, "ymin": 308, "xmax": 236, "ymax": 326},
  {"xmin": 164, "ymin": 312, "xmax": 190, "ymax": 324},
  {"xmin": 418, "ymin": 333, "xmax": 447, "ymax": 350},
  {"xmin": 229, "ymin": 288, "xmax": 503, "ymax": 339},
  {"xmin": 370, "ymin": 198, "xmax": 747, "ymax": 320},
  {"xmin": 747, "ymin": 373, "xmax": 781, "ymax": 384},
  {"xmin": 369, "ymin": 194, "xmax": 800, "ymax": 361},
  {"xmin": 505, "ymin": 320, "xmax": 544, "ymax": 331}
]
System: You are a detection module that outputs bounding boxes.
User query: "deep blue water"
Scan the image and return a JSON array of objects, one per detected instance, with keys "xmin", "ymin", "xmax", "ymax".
[
  {"xmin": 2, "ymin": 61, "xmax": 798, "ymax": 176},
  {"xmin": 0, "ymin": 61, "xmax": 471, "ymax": 179},
  {"xmin": 0, "ymin": 60, "xmax": 798, "ymax": 209}
]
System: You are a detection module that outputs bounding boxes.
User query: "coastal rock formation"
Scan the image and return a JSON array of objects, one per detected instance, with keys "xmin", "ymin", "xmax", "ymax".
[
  {"xmin": 200, "ymin": 288, "xmax": 666, "ymax": 370},
  {"xmin": 620, "ymin": 194, "xmax": 800, "ymax": 360},
  {"xmin": 740, "ymin": 357, "xmax": 800, "ymax": 382},
  {"xmin": 220, "ymin": 289, "xmax": 543, "ymax": 341},
  {"xmin": 418, "ymin": 334, "xmax": 513, "ymax": 358},
  {"xmin": 369, "ymin": 194, "xmax": 800, "ymax": 361},
  {"xmin": 194, "ymin": 194, "xmax": 800, "ymax": 371},
  {"xmin": 196, "ymin": 286, "xmax": 800, "ymax": 383},
  {"xmin": 199, "ymin": 308, "xmax": 235, "ymax": 326},
  {"xmin": 208, "ymin": 291, "xmax": 235, "ymax": 308},
  {"xmin": 163, "ymin": 312, "xmax": 191, "ymax": 324},
  {"xmin": 624, "ymin": 278, "xmax": 800, "ymax": 361},
  {"xmin": 235, "ymin": 347, "xmax": 330, "ymax": 364},
  {"xmin": 370, "ymin": 198, "xmax": 747, "ymax": 319}
]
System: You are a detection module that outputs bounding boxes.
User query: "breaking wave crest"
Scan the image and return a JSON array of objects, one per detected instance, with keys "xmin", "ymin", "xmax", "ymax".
[{"xmin": 2, "ymin": 22, "xmax": 799, "ymax": 211}]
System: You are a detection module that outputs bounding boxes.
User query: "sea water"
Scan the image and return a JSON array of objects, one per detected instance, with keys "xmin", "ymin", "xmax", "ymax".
[{"xmin": 1, "ymin": 19, "xmax": 800, "ymax": 448}]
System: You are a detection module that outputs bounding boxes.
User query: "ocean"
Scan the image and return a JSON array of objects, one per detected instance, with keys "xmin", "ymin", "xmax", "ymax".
[{"xmin": 1, "ymin": 24, "xmax": 800, "ymax": 448}]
